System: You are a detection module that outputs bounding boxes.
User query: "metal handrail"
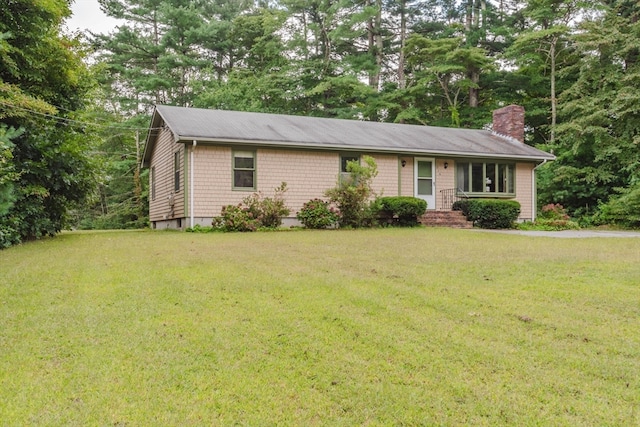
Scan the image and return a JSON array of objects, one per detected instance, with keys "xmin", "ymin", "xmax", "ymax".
[
  {"xmin": 440, "ymin": 188, "xmax": 469, "ymax": 210},
  {"xmin": 456, "ymin": 188, "xmax": 470, "ymax": 200}
]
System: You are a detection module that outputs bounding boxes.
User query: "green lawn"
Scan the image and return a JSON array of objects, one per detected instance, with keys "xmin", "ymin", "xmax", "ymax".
[{"xmin": 1, "ymin": 228, "xmax": 639, "ymax": 425}]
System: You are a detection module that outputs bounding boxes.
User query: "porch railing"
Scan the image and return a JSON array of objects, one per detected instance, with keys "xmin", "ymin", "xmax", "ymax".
[{"xmin": 440, "ymin": 188, "xmax": 469, "ymax": 210}]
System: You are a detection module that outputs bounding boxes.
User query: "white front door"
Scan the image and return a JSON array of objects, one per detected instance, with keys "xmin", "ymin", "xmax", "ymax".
[{"xmin": 415, "ymin": 158, "xmax": 435, "ymax": 210}]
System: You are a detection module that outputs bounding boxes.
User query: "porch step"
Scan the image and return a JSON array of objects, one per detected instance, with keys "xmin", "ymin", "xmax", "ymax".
[{"xmin": 420, "ymin": 210, "xmax": 473, "ymax": 229}]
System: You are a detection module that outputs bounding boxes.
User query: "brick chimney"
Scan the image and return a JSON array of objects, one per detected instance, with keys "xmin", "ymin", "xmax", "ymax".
[{"xmin": 492, "ymin": 105, "xmax": 525, "ymax": 143}]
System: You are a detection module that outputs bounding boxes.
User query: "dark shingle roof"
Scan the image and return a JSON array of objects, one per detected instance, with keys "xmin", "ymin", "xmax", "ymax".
[{"xmin": 143, "ymin": 105, "xmax": 554, "ymax": 166}]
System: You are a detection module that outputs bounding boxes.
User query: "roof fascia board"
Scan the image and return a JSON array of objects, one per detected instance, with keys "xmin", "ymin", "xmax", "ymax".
[
  {"xmin": 175, "ymin": 136, "xmax": 555, "ymax": 162},
  {"xmin": 142, "ymin": 107, "xmax": 186, "ymax": 168},
  {"xmin": 141, "ymin": 110, "xmax": 163, "ymax": 168}
]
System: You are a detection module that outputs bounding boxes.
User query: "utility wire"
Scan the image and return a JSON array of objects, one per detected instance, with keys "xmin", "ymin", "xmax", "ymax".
[{"xmin": 0, "ymin": 100, "xmax": 163, "ymax": 131}]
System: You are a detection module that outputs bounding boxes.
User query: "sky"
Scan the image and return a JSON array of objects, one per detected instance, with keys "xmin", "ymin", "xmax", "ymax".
[{"xmin": 65, "ymin": 0, "xmax": 121, "ymax": 34}]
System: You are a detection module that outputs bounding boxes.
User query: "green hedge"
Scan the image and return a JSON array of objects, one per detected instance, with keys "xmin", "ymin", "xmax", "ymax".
[
  {"xmin": 378, "ymin": 196, "xmax": 427, "ymax": 226},
  {"xmin": 452, "ymin": 199, "xmax": 471, "ymax": 217},
  {"xmin": 455, "ymin": 199, "xmax": 520, "ymax": 229}
]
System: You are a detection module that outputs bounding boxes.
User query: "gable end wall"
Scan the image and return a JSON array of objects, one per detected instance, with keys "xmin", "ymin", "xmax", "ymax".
[{"xmin": 149, "ymin": 128, "xmax": 185, "ymax": 222}]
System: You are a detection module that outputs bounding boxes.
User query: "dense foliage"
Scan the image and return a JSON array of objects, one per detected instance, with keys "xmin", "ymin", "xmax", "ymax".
[
  {"xmin": 213, "ymin": 183, "xmax": 289, "ymax": 232},
  {"xmin": 325, "ymin": 156, "xmax": 379, "ymax": 228},
  {"xmin": 378, "ymin": 196, "xmax": 427, "ymax": 226},
  {"xmin": 296, "ymin": 199, "xmax": 339, "ymax": 229},
  {"xmin": 0, "ymin": 0, "xmax": 95, "ymax": 247},
  {"xmin": 460, "ymin": 199, "xmax": 521, "ymax": 229}
]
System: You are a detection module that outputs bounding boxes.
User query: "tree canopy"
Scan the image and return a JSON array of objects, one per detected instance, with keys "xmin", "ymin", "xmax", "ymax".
[{"xmin": 0, "ymin": 0, "xmax": 95, "ymax": 247}]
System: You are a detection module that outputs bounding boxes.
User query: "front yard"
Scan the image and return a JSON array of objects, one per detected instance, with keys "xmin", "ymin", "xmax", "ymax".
[{"xmin": 1, "ymin": 228, "xmax": 638, "ymax": 425}]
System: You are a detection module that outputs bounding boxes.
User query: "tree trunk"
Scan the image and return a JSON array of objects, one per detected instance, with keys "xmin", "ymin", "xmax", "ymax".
[
  {"xmin": 398, "ymin": 0, "xmax": 406, "ymax": 90},
  {"xmin": 550, "ymin": 38, "xmax": 557, "ymax": 143},
  {"xmin": 469, "ymin": 69, "xmax": 479, "ymax": 108},
  {"xmin": 134, "ymin": 130, "xmax": 143, "ymax": 221}
]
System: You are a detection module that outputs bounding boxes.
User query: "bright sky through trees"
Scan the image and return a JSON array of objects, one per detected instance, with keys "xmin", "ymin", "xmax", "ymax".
[{"xmin": 66, "ymin": 0, "xmax": 120, "ymax": 33}]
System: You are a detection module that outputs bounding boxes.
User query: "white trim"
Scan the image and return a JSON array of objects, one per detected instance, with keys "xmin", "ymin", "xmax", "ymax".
[{"xmin": 414, "ymin": 157, "xmax": 436, "ymax": 210}]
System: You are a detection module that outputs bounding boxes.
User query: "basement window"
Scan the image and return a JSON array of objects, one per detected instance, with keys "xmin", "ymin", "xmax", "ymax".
[
  {"xmin": 233, "ymin": 150, "xmax": 256, "ymax": 190},
  {"xmin": 456, "ymin": 161, "xmax": 515, "ymax": 195}
]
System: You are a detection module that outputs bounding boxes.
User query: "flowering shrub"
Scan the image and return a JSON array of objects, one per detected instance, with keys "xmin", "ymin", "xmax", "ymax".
[
  {"xmin": 212, "ymin": 204, "xmax": 258, "ymax": 232},
  {"xmin": 241, "ymin": 182, "xmax": 290, "ymax": 229},
  {"xmin": 297, "ymin": 199, "xmax": 339, "ymax": 229},
  {"xmin": 534, "ymin": 203, "xmax": 579, "ymax": 230},
  {"xmin": 213, "ymin": 183, "xmax": 289, "ymax": 232},
  {"xmin": 540, "ymin": 203, "xmax": 570, "ymax": 220}
]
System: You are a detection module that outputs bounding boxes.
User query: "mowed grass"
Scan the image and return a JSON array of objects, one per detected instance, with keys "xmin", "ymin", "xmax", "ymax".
[{"xmin": 1, "ymin": 228, "xmax": 639, "ymax": 425}]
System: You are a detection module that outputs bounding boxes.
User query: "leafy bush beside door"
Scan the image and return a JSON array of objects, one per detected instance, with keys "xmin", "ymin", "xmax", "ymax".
[{"xmin": 378, "ymin": 196, "xmax": 427, "ymax": 226}]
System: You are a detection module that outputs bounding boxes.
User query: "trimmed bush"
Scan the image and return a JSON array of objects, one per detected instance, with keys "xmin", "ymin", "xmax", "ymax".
[
  {"xmin": 378, "ymin": 196, "xmax": 427, "ymax": 226},
  {"xmin": 465, "ymin": 199, "xmax": 521, "ymax": 229},
  {"xmin": 297, "ymin": 199, "xmax": 339, "ymax": 229},
  {"xmin": 452, "ymin": 199, "xmax": 471, "ymax": 217}
]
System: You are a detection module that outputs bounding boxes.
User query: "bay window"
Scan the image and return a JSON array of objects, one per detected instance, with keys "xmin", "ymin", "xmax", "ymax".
[{"xmin": 457, "ymin": 161, "xmax": 515, "ymax": 195}]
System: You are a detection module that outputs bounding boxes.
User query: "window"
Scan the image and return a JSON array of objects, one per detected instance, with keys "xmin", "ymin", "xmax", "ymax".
[
  {"xmin": 340, "ymin": 154, "xmax": 360, "ymax": 173},
  {"xmin": 340, "ymin": 154, "xmax": 360, "ymax": 182},
  {"xmin": 151, "ymin": 166, "xmax": 156, "ymax": 201},
  {"xmin": 457, "ymin": 161, "xmax": 514, "ymax": 195},
  {"xmin": 174, "ymin": 151, "xmax": 180, "ymax": 192},
  {"xmin": 233, "ymin": 150, "xmax": 256, "ymax": 190}
]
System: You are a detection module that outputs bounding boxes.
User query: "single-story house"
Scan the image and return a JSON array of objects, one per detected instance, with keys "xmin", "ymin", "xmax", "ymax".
[{"xmin": 142, "ymin": 104, "xmax": 555, "ymax": 229}]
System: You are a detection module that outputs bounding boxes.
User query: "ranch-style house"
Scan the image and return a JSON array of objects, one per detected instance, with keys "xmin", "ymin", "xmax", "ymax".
[{"xmin": 142, "ymin": 104, "xmax": 555, "ymax": 229}]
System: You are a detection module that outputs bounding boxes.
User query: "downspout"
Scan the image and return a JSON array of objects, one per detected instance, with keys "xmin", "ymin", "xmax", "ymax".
[
  {"xmin": 532, "ymin": 159, "xmax": 548, "ymax": 222},
  {"xmin": 191, "ymin": 140, "xmax": 197, "ymax": 228}
]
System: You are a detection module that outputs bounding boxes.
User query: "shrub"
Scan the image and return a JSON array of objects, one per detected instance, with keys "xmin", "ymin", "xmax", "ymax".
[
  {"xmin": 539, "ymin": 203, "xmax": 570, "ymax": 221},
  {"xmin": 213, "ymin": 204, "xmax": 260, "ymax": 232},
  {"xmin": 465, "ymin": 199, "xmax": 521, "ymax": 229},
  {"xmin": 213, "ymin": 183, "xmax": 290, "ymax": 232},
  {"xmin": 594, "ymin": 184, "xmax": 640, "ymax": 228},
  {"xmin": 452, "ymin": 199, "xmax": 471, "ymax": 217},
  {"xmin": 297, "ymin": 199, "xmax": 339, "ymax": 229},
  {"xmin": 378, "ymin": 196, "xmax": 427, "ymax": 226},
  {"xmin": 242, "ymin": 182, "xmax": 290, "ymax": 229},
  {"xmin": 185, "ymin": 224, "xmax": 216, "ymax": 233},
  {"xmin": 530, "ymin": 203, "xmax": 580, "ymax": 230},
  {"xmin": 0, "ymin": 217, "xmax": 20, "ymax": 249},
  {"xmin": 530, "ymin": 218, "xmax": 581, "ymax": 231},
  {"xmin": 325, "ymin": 156, "xmax": 378, "ymax": 228}
]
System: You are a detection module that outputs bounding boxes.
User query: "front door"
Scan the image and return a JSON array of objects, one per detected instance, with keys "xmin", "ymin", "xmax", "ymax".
[{"xmin": 415, "ymin": 158, "xmax": 435, "ymax": 210}]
